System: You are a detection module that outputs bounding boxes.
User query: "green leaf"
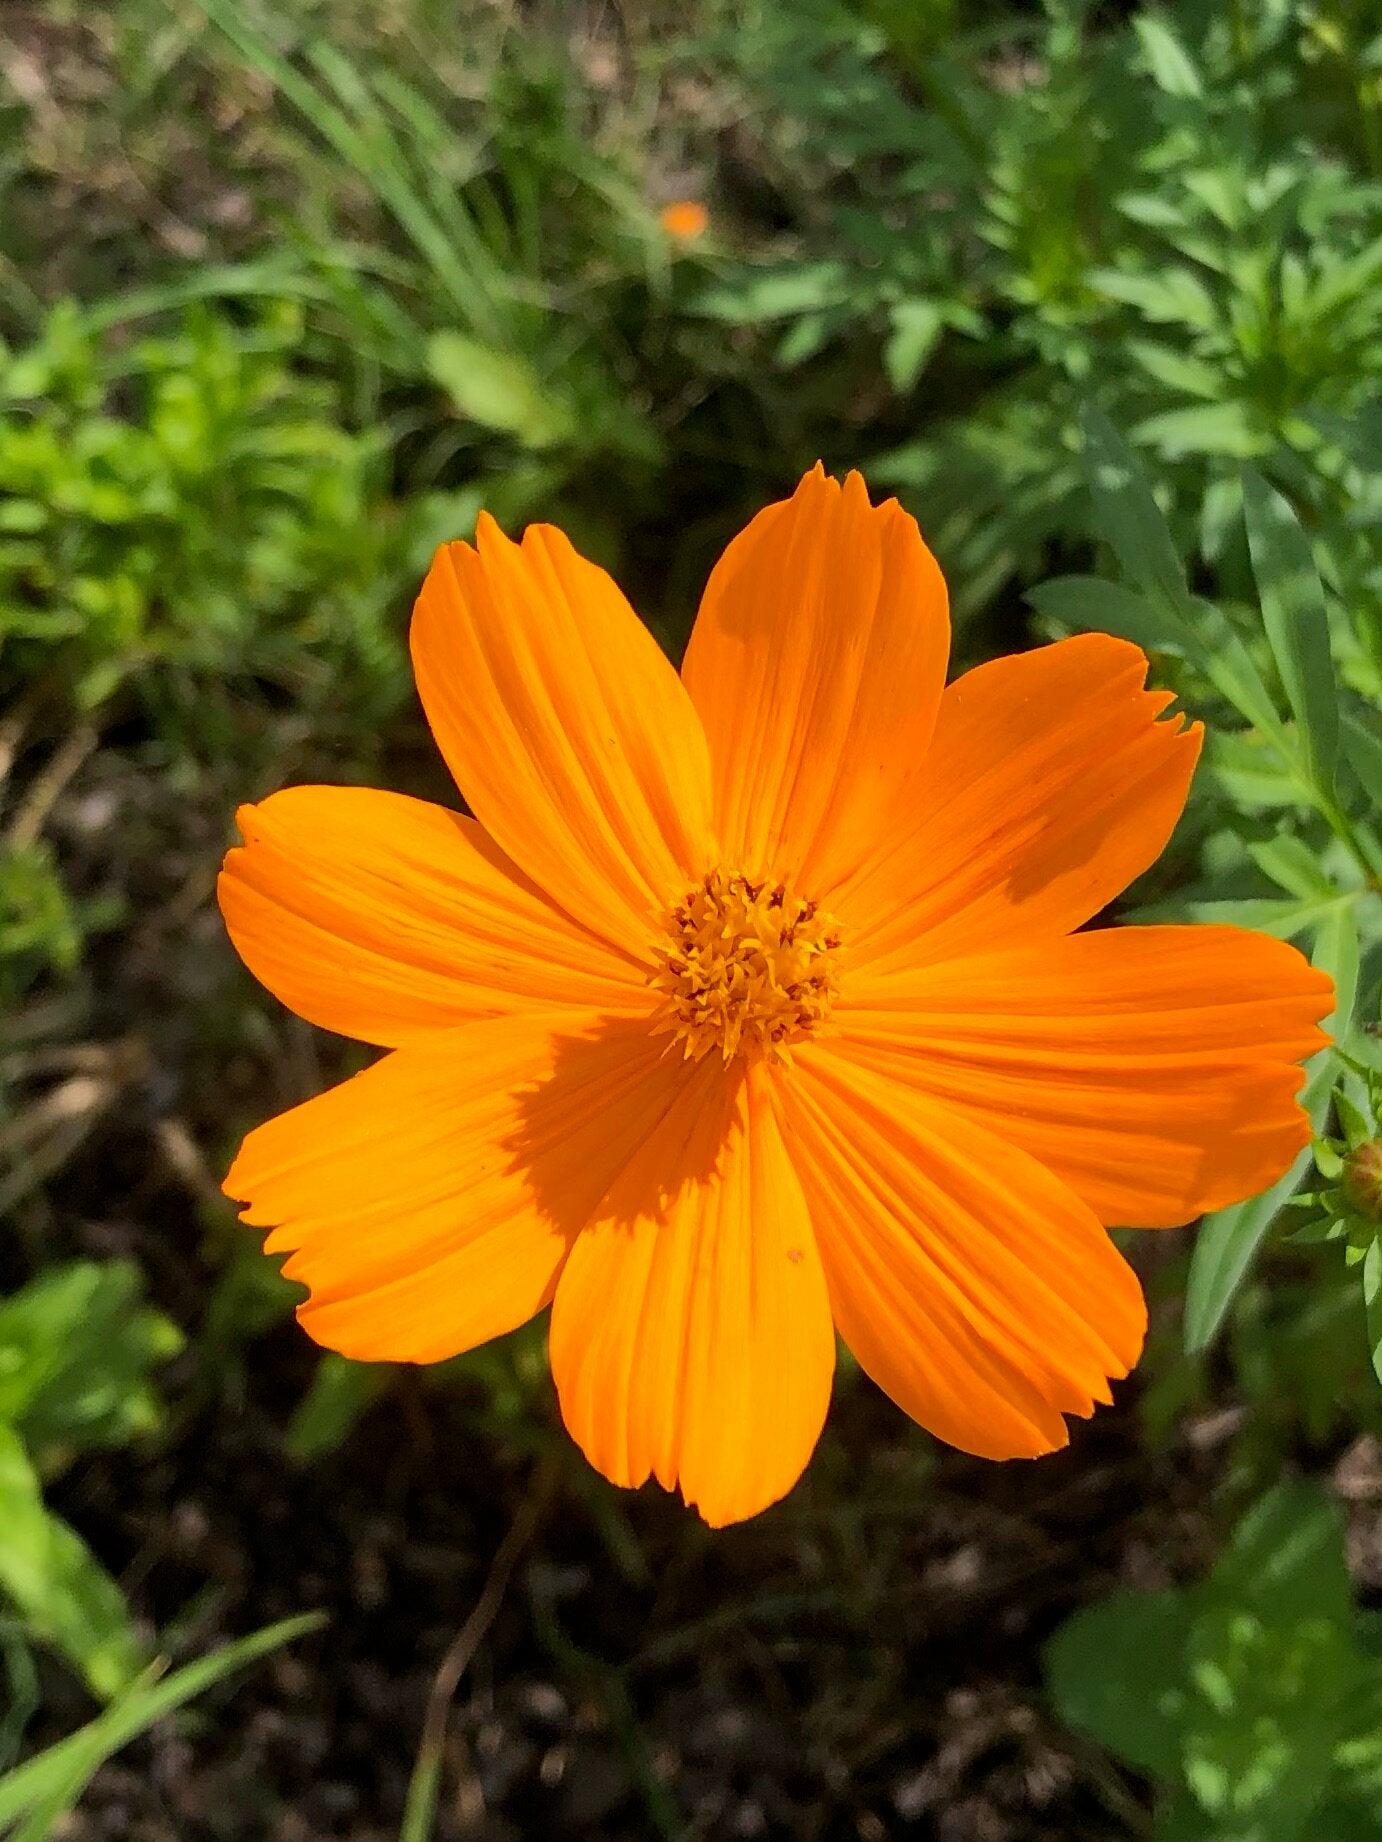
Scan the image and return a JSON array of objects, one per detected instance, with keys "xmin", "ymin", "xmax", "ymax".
[
  {"xmin": 692, "ymin": 263, "xmax": 851, "ymax": 323},
  {"xmin": 1085, "ymin": 267, "xmax": 1219, "ymax": 333},
  {"xmin": 1335, "ymin": 1087, "xmax": 1375, "ymax": 1149},
  {"xmin": 1341, "ymin": 710, "xmax": 1382, "ymax": 810},
  {"xmin": 0, "ymin": 1426, "xmax": 146, "ymax": 1701},
  {"xmin": 0, "ymin": 1261, "xmax": 182, "ymax": 1459},
  {"xmin": 1247, "ymin": 834, "xmax": 1338, "ymax": 902},
  {"xmin": 1364, "ymin": 1239, "xmax": 1382, "ymax": 1387},
  {"xmin": 1024, "ymin": 574, "xmax": 1182, "ymax": 651},
  {"xmin": 285, "ymin": 1354, "xmax": 392, "ymax": 1463},
  {"xmin": 1132, "ymin": 13, "xmax": 1204, "ymax": 97},
  {"xmin": 1126, "ymin": 341, "xmax": 1223, "ymax": 401},
  {"xmin": 1175, "ymin": 1488, "xmax": 1364, "ymax": 1836},
  {"xmin": 1319, "ymin": 896, "xmax": 1362, "ymax": 1033},
  {"xmin": 425, "ymin": 333, "xmax": 574, "ymax": 450},
  {"xmin": 1047, "ymin": 1483, "xmax": 1380, "ymax": 1830},
  {"xmin": 1126, "ymin": 894, "xmax": 1352, "ymax": 939},
  {"xmin": 1198, "ymin": 616, "xmax": 1295, "ymax": 755},
  {"xmin": 191, "ymin": 0, "xmax": 508, "ymax": 345},
  {"xmin": 1214, "ymin": 1482, "xmax": 1353, "ymax": 1629},
  {"xmin": 0, "ymin": 1613, "xmax": 324, "ymax": 1836},
  {"xmin": 1044, "ymin": 1588, "xmax": 1191, "ymax": 1776},
  {"xmin": 1184, "ymin": 905, "xmax": 1357, "ymax": 1351},
  {"xmin": 1243, "ymin": 472, "xmax": 1339, "ymax": 798},
  {"xmin": 884, "ymin": 299, "xmax": 943, "ymax": 393},
  {"xmin": 1185, "ymin": 1144, "xmax": 1319, "ymax": 1355},
  {"xmin": 1202, "ymin": 731, "xmax": 1309, "ymax": 809},
  {"xmin": 1135, "ymin": 400, "xmax": 1258, "ymax": 459},
  {"xmin": 1079, "ymin": 407, "xmax": 1196, "ymax": 628}
]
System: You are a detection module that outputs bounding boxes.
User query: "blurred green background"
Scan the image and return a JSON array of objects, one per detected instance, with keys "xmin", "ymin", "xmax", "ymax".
[{"xmin": 3, "ymin": 1, "xmax": 1382, "ymax": 1837}]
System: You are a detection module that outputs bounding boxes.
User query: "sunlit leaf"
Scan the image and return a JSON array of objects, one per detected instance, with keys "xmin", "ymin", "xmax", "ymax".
[
  {"xmin": 0, "ymin": 1427, "xmax": 146, "ymax": 1701},
  {"xmin": 884, "ymin": 299, "xmax": 943, "ymax": 393},
  {"xmin": 1132, "ymin": 14, "xmax": 1204, "ymax": 98},
  {"xmin": 425, "ymin": 333, "xmax": 574, "ymax": 450}
]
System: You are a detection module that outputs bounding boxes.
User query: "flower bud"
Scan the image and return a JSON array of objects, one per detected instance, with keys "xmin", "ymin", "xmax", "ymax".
[{"xmin": 1343, "ymin": 1138, "xmax": 1382, "ymax": 1224}]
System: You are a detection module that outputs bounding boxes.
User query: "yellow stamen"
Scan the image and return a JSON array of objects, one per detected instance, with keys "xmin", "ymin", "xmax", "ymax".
[{"xmin": 650, "ymin": 869, "xmax": 842, "ymax": 1064}]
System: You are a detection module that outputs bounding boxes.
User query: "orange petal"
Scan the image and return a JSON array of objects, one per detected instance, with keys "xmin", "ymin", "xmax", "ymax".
[
  {"xmin": 681, "ymin": 467, "xmax": 949, "ymax": 891},
  {"xmin": 412, "ymin": 519, "xmax": 714, "ymax": 959},
  {"xmin": 219, "ymin": 786, "xmax": 655, "ymax": 1046},
  {"xmin": 224, "ymin": 1013, "xmax": 697, "ymax": 1363},
  {"xmin": 839, "ymin": 925, "xmax": 1332, "ymax": 1227},
  {"xmin": 550, "ymin": 1061, "xmax": 835, "ymax": 1527},
  {"xmin": 776, "ymin": 1045, "xmax": 1146, "ymax": 1459},
  {"xmin": 833, "ymin": 633, "xmax": 1201, "ymax": 968}
]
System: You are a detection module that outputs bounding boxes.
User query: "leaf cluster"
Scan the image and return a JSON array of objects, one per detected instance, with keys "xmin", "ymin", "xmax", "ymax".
[{"xmin": 1046, "ymin": 1483, "xmax": 1382, "ymax": 1842}]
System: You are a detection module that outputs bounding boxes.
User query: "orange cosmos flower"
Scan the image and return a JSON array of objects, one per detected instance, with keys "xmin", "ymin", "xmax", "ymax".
[
  {"xmin": 658, "ymin": 198, "xmax": 710, "ymax": 241},
  {"xmin": 220, "ymin": 467, "xmax": 1332, "ymax": 1527}
]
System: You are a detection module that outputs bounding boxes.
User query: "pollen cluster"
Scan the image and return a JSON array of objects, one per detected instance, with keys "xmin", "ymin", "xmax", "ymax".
[{"xmin": 650, "ymin": 869, "xmax": 843, "ymax": 1064}]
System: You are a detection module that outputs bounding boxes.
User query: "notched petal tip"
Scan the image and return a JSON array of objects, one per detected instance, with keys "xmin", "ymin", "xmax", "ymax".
[{"xmin": 230, "ymin": 800, "xmax": 260, "ymax": 843}]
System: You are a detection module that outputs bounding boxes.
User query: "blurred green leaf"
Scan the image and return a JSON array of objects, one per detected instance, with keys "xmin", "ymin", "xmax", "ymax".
[
  {"xmin": 692, "ymin": 264, "xmax": 853, "ymax": 323},
  {"xmin": 1129, "ymin": 892, "xmax": 1354, "ymax": 939},
  {"xmin": 1126, "ymin": 341, "xmax": 1223, "ymax": 401},
  {"xmin": 1025, "ymin": 574, "xmax": 1180, "ymax": 652},
  {"xmin": 425, "ymin": 333, "xmax": 574, "ymax": 450},
  {"xmin": 0, "ymin": 1428, "xmax": 146, "ymax": 1702},
  {"xmin": 285, "ymin": 1353, "xmax": 392, "ymax": 1463},
  {"xmin": 1243, "ymin": 471, "xmax": 1339, "ymax": 799},
  {"xmin": 1363, "ymin": 1237, "xmax": 1382, "ymax": 1386},
  {"xmin": 1341, "ymin": 712, "xmax": 1382, "ymax": 810},
  {"xmin": 0, "ymin": 1261, "xmax": 182, "ymax": 1461},
  {"xmin": 1132, "ymin": 14, "xmax": 1204, "ymax": 99},
  {"xmin": 1047, "ymin": 1484, "xmax": 1382, "ymax": 1838},
  {"xmin": 1135, "ymin": 401, "xmax": 1258, "ymax": 459},
  {"xmin": 1045, "ymin": 1588, "xmax": 1192, "ymax": 1777},
  {"xmin": 1085, "ymin": 267, "xmax": 1219, "ymax": 333},
  {"xmin": 1247, "ymin": 834, "xmax": 1338, "ymax": 902},
  {"xmin": 884, "ymin": 299, "xmax": 944, "ymax": 392},
  {"xmin": 1201, "ymin": 731, "xmax": 1309, "ymax": 809}
]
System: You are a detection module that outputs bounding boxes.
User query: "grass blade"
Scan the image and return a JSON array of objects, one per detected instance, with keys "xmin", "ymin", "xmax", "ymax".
[
  {"xmin": 190, "ymin": 0, "xmax": 504, "ymax": 344},
  {"xmin": 0, "ymin": 1613, "xmax": 325, "ymax": 1836}
]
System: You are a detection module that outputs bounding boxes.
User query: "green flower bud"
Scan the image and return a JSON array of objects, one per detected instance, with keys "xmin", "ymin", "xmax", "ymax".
[{"xmin": 1343, "ymin": 1138, "xmax": 1382, "ymax": 1225}]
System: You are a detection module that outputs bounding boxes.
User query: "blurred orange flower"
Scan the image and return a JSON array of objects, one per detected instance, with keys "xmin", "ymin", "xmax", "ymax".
[
  {"xmin": 658, "ymin": 198, "xmax": 709, "ymax": 241},
  {"xmin": 220, "ymin": 467, "xmax": 1331, "ymax": 1526}
]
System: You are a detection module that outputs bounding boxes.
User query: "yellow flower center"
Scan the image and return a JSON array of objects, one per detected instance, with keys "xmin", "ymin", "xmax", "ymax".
[{"xmin": 650, "ymin": 868, "xmax": 843, "ymax": 1064}]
